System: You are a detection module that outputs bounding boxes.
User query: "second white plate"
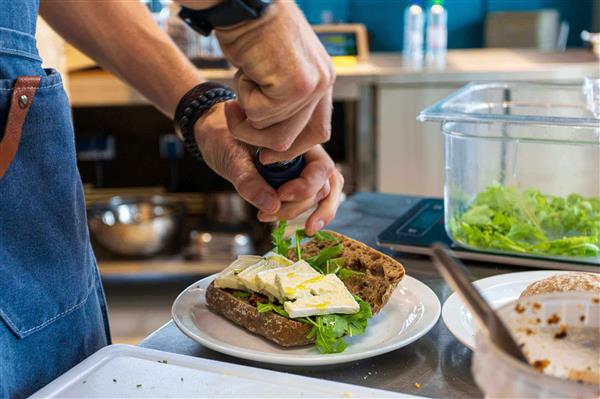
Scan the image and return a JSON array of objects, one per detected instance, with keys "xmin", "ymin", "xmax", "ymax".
[
  {"xmin": 442, "ymin": 270, "xmax": 570, "ymax": 350},
  {"xmin": 172, "ymin": 274, "xmax": 440, "ymax": 366}
]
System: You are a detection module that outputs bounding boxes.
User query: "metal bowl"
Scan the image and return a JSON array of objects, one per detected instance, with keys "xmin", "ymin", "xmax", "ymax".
[
  {"xmin": 88, "ymin": 196, "xmax": 185, "ymax": 257},
  {"xmin": 204, "ymin": 192, "xmax": 254, "ymax": 225},
  {"xmin": 185, "ymin": 230, "xmax": 255, "ymax": 261}
]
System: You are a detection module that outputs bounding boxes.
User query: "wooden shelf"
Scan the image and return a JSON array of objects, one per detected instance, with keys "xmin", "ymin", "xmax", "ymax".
[{"xmin": 67, "ymin": 49, "xmax": 598, "ymax": 107}]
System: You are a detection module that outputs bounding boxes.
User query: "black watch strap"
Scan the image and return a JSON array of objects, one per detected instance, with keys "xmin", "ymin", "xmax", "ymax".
[
  {"xmin": 179, "ymin": 0, "xmax": 271, "ymax": 36},
  {"xmin": 174, "ymin": 82, "xmax": 236, "ymax": 161}
]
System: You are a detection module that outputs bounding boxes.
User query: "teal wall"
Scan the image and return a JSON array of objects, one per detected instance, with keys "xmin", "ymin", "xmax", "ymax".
[{"xmin": 296, "ymin": 0, "xmax": 596, "ymax": 51}]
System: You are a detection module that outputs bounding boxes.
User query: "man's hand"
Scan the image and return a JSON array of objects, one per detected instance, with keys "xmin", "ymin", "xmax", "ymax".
[
  {"xmin": 195, "ymin": 103, "xmax": 342, "ymax": 235},
  {"xmin": 257, "ymin": 146, "xmax": 344, "ymax": 236},
  {"xmin": 215, "ymin": 1, "xmax": 335, "ymax": 164}
]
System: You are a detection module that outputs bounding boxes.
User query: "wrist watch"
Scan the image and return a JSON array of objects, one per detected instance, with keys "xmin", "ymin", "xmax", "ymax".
[{"xmin": 179, "ymin": 0, "xmax": 272, "ymax": 36}]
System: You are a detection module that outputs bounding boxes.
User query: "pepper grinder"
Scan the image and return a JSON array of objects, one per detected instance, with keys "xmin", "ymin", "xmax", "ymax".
[{"xmin": 255, "ymin": 149, "xmax": 304, "ymax": 188}]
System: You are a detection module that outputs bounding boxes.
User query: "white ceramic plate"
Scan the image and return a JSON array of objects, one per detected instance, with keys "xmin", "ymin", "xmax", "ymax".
[
  {"xmin": 172, "ymin": 274, "xmax": 441, "ymax": 366},
  {"xmin": 442, "ymin": 270, "xmax": 570, "ymax": 350}
]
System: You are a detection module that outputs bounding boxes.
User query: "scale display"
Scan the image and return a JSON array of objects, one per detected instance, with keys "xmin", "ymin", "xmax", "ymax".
[
  {"xmin": 378, "ymin": 198, "xmax": 452, "ymax": 247},
  {"xmin": 377, "ymin": 198, "xmax": 598, "ymax": 272}
]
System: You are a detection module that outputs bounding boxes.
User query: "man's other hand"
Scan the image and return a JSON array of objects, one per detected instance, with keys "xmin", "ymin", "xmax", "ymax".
[{"xmin": 216, "ymin": 1, "xmax": 335, "ymax": 165}]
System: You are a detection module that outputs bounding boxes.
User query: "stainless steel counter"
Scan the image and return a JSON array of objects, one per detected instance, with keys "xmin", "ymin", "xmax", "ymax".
[{"xmin": 139, "ymin": 192, "xmax": 531, "ymax": 398}]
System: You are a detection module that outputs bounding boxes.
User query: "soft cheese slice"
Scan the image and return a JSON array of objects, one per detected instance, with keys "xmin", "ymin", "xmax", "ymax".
[
  {"xmin": 276, "ymin": 272, "xmax": 333, "ymax": 300},
  {"xmin": 237, "ymin": 253, "xmax": 293, "ymax": 292},
  {"xmin": 214, "ymin": 255, "xmax": 262, "ymax": 290},
  {"xmin": 282, "ymin": 274, "xmax": 360, "ymax": 318},
  {"xmin": 256, "ymin": 260, "xmax": 318, "ymax": 301}
]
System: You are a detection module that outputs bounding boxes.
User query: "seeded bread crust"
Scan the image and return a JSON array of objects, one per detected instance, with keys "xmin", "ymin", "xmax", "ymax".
[
  {"xmin": 205, "ymin": 282, "xmax": 313, "ymax": 347},
  {"xmin": 520, "ymin": 272, "xmax": 600, "ymax": 298},
  {"xmin": 289, "ymin": 231, "xmax": 405, "ymax": 314},
  {"xmin": 206, "ymin": 231, "xmax": 406, "ymax": 347}
]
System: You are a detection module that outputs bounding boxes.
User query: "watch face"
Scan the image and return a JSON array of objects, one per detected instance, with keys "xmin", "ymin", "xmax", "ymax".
[{"xmin": 247, "ymin": 0, "xmax": 272, "ymax": 8}]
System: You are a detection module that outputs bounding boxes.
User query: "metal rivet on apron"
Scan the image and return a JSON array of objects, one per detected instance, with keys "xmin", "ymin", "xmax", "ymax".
[{"xmin": 18, "ymin": 95, "xmax": 29, "ymax": 109}]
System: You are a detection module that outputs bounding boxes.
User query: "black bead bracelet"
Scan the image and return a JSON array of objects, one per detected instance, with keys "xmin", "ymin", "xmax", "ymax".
[{"xmin": 174, "ymin": 82, "xmax": 236, "ymax": 161}]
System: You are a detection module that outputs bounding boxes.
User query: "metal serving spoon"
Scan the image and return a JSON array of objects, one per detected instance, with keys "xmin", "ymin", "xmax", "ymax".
[{"xmin": 430, "ymin": 243, "xmax": 529, "ymax": 364}]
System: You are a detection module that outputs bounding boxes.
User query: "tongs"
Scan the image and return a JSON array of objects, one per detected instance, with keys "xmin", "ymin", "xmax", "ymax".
[{"xmin": 430, "ymin": 243, "xmax": 529, "ymax": 364}]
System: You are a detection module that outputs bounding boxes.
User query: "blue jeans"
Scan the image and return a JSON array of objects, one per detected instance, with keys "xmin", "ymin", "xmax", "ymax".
[{"xmin": 0, "ymin": 7, "xmax": 110, "ymax": 397}]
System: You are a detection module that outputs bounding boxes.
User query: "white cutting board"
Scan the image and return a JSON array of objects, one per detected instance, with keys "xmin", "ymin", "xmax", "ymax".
[{"xmin": 32, "ymin": 344, "xmax": 418, "ymax": 398}]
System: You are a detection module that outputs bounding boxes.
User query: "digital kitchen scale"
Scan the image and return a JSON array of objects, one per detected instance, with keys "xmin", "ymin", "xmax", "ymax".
[{"xmin": 377, "ymin": 198, "xmax": 599, "ymax": 272}]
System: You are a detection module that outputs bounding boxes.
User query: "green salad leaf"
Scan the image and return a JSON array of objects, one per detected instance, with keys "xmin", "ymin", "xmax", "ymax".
[
  {"xmin": 256, "ymin": 296, "xmax": 373, "ymax": 354},
  {"xmin": 294, "ymin": 228, "xmax": 309, "ymax": 261},
  {"xmin": 272, "ymin": 221, "xmax": 291, "ymax": 256},
  {"xmin": 232, "ymin": 291, "xmax": 250, "ymax": 300},
  {"xmin": 337, "ymin": 268, "xmax": 366, "ymax": 280},
  {"xmin": 257, "ymin": 302, "xmax": 289, "ymax": 318},
  {"xmin": 313, "ymin": 230, "xmax": 338, "ymax": 242},
  {"xmin": 450, "ymin": 185, "xmax": 600, "ymax": 257},
  {"xmin": 305, "ymin": 296, "xmax": 372, "ymax": 354},
  {"xmin": 306, "ymin": 243, "xmax": 344, "ymax": 271},
  {"xmin": 324, "ymin": 257, "xmax": 347, "ymax": 274}
]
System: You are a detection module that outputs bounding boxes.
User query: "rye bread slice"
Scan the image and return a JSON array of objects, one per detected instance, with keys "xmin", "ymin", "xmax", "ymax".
[
  {"xmin": 288, "ymin": 231, "xmax": 405, "ymax": 314},
  {"xmin": 205, "ymin": 282, "xmax": 313, "ymax": 347},
  {"xmin": 205, "ymin": 230, "xmax": 405, "ymax": 347}
]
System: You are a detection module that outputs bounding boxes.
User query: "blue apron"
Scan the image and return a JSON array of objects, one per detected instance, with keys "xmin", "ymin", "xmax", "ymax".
[{"xmin": 0, "ymin": 1, "xmax": 110, "ymax": 397}]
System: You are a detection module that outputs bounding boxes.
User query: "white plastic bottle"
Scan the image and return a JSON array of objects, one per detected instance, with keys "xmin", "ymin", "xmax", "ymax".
[
  {"xmin": 402, "ymin": 2, "xmax": 424, "ymax": 68},
  {"xmin": 425, "ymin": 0, "xmax": 447, "ymax": 69}
]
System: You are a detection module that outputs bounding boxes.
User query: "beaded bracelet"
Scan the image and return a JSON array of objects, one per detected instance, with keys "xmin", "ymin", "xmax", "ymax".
[{"xmin": 174, "ymin": 82, "xmax": 236, "ymax": 161}]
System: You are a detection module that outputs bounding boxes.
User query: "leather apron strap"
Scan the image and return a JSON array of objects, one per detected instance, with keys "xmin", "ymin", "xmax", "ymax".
[{"xmin": 0, "ymin": 76, "xmax": 41, "ymax": 179}]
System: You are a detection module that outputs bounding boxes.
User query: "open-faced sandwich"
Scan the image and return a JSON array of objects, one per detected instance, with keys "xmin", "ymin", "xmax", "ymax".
[{"xmin": 205, "ymin": 222, "xmax": 405, "ymax": 354}]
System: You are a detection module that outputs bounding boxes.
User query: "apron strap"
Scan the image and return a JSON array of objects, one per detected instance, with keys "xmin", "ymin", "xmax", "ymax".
[{"xmin": 0, "ymin": 76, "xmax": 41, "ymax": 179}]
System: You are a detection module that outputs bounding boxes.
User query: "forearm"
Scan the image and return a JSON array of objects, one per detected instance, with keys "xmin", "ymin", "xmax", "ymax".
[{"xmin": 39, "ymin": 0, "xmax": 203, "ymax": 117}]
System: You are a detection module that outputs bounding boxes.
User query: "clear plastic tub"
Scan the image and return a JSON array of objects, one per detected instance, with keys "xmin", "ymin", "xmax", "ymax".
[
  {"xmin": 419, "ymin": 81, "xmax": 600, "ymax": 264},
  {"xmin": 473, "ymin": 292, "xmax": 600, "ymax": 398}
]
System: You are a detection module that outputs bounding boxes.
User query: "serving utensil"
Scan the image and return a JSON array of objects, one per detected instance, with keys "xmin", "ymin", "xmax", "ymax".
[{"xmin": 430, "ymin": 243, "xmax": 529, "ymax": 364}]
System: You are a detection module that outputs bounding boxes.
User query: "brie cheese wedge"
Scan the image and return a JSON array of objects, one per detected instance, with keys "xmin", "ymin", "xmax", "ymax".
[
  {"xmin": 256, "ymin": 260, "xmax": 317, "ymax": 301},
  {"xmin": 276, "ymin": 272, "xmax": 328, "ymax": 300},
  {"xmin": 214, "ymin": 255, "xmax": 262, "ymax": 290},
  {"xmin": 237, "ymin": 253, "xmax": 293, "ymax": 292},
  {"xmin": 282, "ymin": 274, "xmax": 360, "ymax": 318}
]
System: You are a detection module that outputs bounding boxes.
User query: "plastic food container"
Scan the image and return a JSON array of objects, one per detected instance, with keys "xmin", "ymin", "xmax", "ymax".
[
  {"xmin": 473, "ymin": 292, "xmax": 600, "ymax": 398},
  {"xmin": 419, "ymin": 81, "xmax": 600, "ymax": 264}
]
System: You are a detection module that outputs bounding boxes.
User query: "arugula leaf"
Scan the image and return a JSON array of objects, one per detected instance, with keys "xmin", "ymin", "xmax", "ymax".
[
  {"xmin": 307, "ymin": 243, "xmax": 344, "ymax": 269},
  {"xmin": 313, "ymin": 231, "xmax": 338, "ymax": 243},
  {"xmin": 450, "ymin": 185, "xmax": 600, "ymax": 258},
  {"xmin": 272, "ymin": 221, "xmax": 291, "ymax": 256},
  {"xmin": 256, "ymin": 295, "xmax": 373, "ymax": 355},
  {"xmin": 314, "ymin": 315, "xmax": 348, "ymax": 353},
  {"xmin": 337, "ymin": 268, "xmax": 365, "ymax": 280},
  {"xmin": 324, "ymin": 257, "xmax": 347, "ymax": 274},
  {"xmin": 295, "ymin": 228, "xmax": 308, "ymax": 260},
  {"xmin": 232, "ymin": 291, "xmax": 250, "ymax": 300},
  {"xmin": 256, "ymin": 302, "xmax": 289, "ymax": 318},
  {"xmin": 306, "ymin": 296, "xmax": 373, "ymax": 354},
  {"xmin": 345, "ymin": 296, "xmax": 373, "ymax": 337}
]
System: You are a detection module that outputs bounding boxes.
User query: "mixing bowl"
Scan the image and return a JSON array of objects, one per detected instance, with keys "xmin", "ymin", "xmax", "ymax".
[
  {"xmin": 88, "ymin": 196, "xmax": 185, "ymax": 257},
  {"xmin": 472, "ymin": 291, "xmax": 599, "ymax": 398}
]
